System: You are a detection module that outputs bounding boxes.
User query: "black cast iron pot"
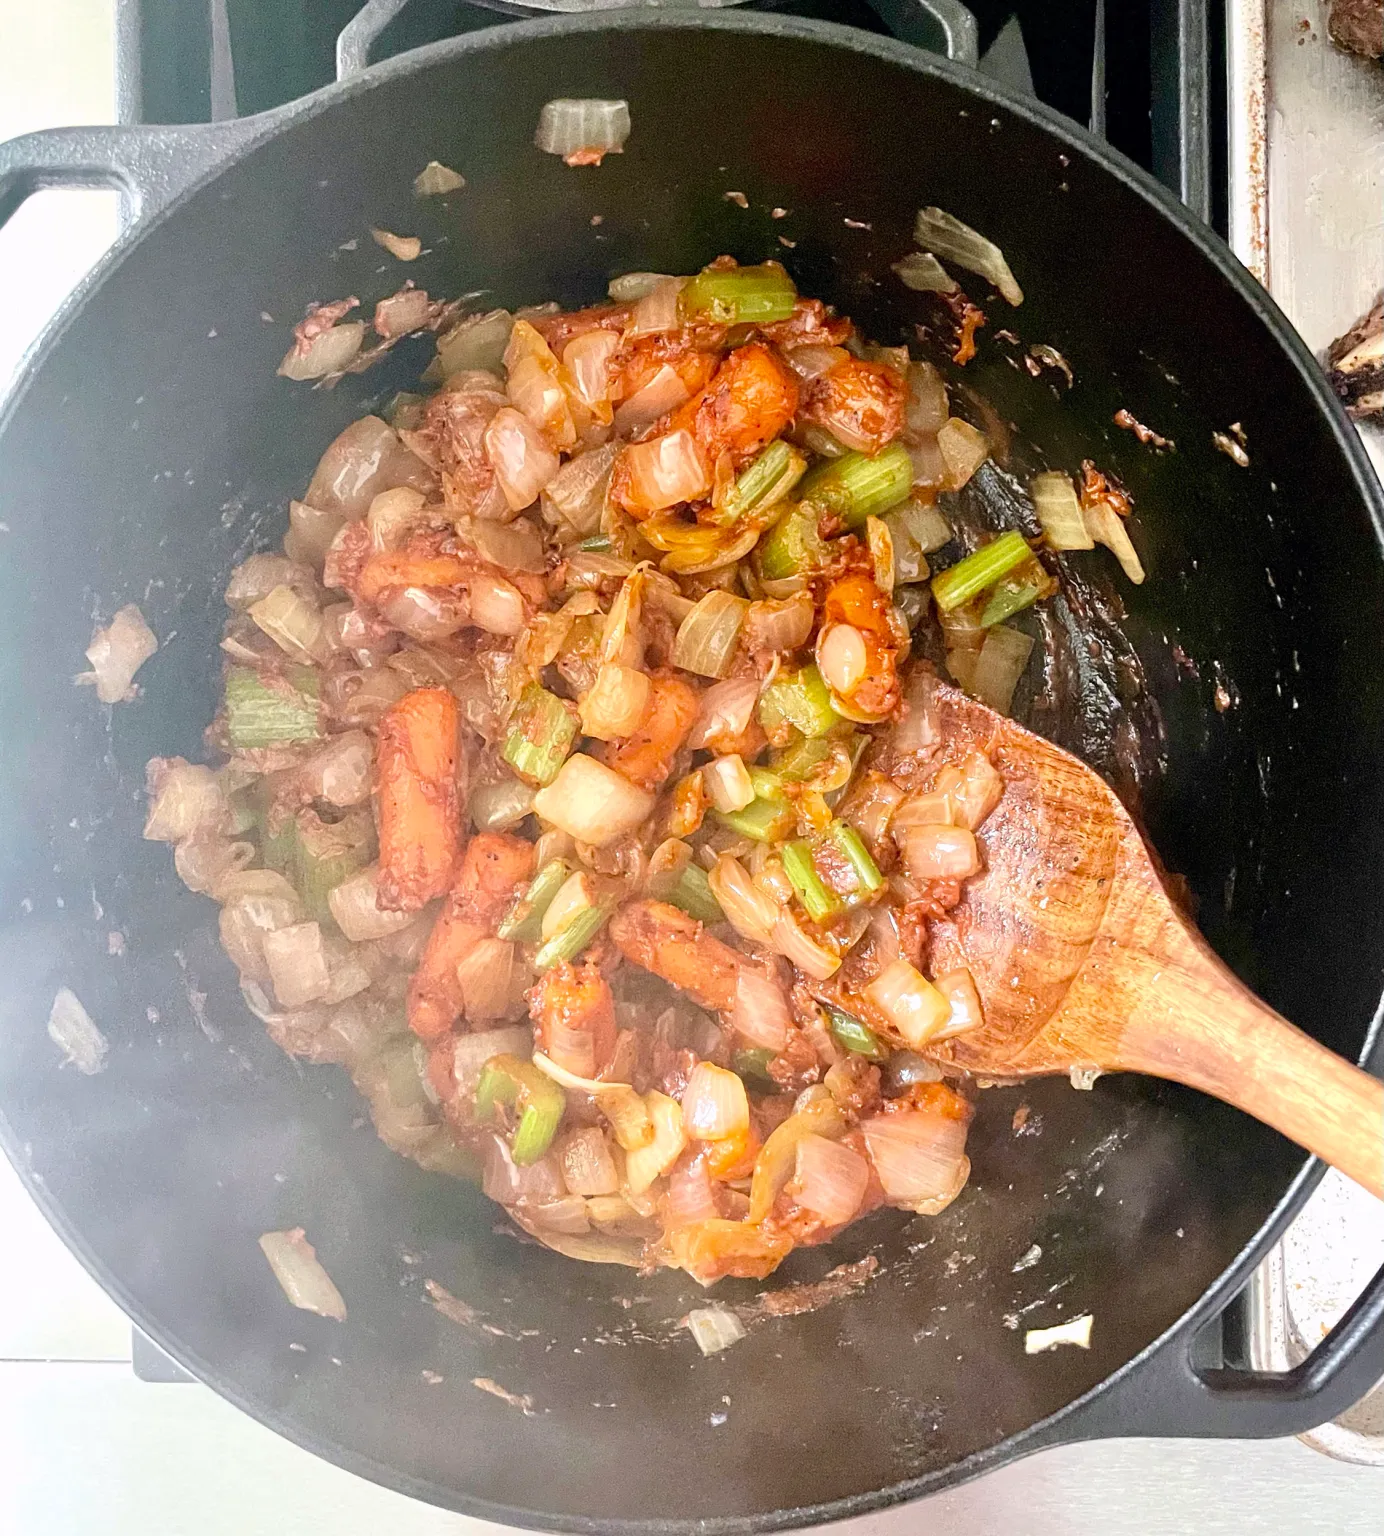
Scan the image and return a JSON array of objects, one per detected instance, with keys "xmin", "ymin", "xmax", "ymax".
[{"xmin": 1, "ymin": 12, "xmax": 1383, "ymax": 1531}]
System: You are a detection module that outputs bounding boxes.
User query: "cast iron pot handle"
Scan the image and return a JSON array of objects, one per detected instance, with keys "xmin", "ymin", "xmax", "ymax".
[
  {"xmin": 335, "ymin": 0, "xmax": 979, "ymax": 78},
  {"xmin": 1042, "ymin": 1242, "xmax": 1384, "ymax": 1443},
  {"xmin": 0, "ymin": 120, "xmax": 262, "ymax": 235}
]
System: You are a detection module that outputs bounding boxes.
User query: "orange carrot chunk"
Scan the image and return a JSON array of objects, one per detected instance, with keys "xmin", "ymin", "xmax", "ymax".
[{"xmin": 376, "ymin": 687, "xmax": 461, "ymax": 912}]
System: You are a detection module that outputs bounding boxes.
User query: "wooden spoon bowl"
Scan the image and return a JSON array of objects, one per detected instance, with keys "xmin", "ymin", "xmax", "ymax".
[{"xmin": 921, "ymin": 679, "xmax": 1384, "ymax": 1200}]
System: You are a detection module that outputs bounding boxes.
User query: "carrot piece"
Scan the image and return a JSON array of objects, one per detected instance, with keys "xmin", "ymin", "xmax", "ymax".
[
  {"xmin": 666, "ymin": 343, "xmax": 799, "ymax": 467},
  {"xmin": 354, "ymin": 551, "xmax": 471, "ymax": 606},
  {"xmin": 376, "ymin": 687, "xmax": 462, "ymax": 912},
  {"xmin": 451, "ymin": 832, "xmax": 536, "ymax": 929},
  {"xmin": 601, "ymin": 671, "xmax": 700, "ymax": 791},
  {"xmin": 608, "ymin": 900, "xmax": 746, "ymax": 1014}
]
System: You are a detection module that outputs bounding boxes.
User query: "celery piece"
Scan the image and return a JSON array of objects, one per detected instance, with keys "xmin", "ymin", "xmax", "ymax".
[
  {"xmin": 715, "ymin": 797, "xmax": 795, "ymax": 844},
  {"xmin": 475, "ymin": 1054, "xmax": 566, "ymax": 1165},
  {"xmin": 681, "ymin": 263, "xmax": 797, "ymax": 326},
  {"xmin": 931, "ymin": 530, "xmax": 1032, "ymax": 613},
  {"xmin": 503, "ymin": 683, "xmax": 578, "ymax": 787},
  {"xmin": 732, "ymin": 1048, "xmax": 777, "ymax": 1084},
  {"xmin": 532, "ymin": 901, "xmax": 614, "ymax": 971},
  {"xmin": 712, "ymin": 440, "xmax": 807, "ymax": 528},
  {"xmin": 497, "ymin": 858, "xmax": 572, "ymax": 942},
  {"xmin": 783, "ymin": 839, "xmax": 841, "ymax": 922},
  {"xmin": 758, "ymin": 502, "xmax": 828, "ymax": 581},
  {"xmin": 759, "ymin": 664, "xmax": 840, "ymax": 739},
  {"xmin": 295, "ymin": 812, "xmax": 373, "ymax": 924},
  {"xmin": 799, "ymin": 443, "xmax": 913, "ymax": 530},
  {"xmin": 224, "ymin": 666, "xmax": 323, "ymax": 750},
  {"xmin": 826, "ymin": 1008, "xmax": 888, "ymax": 1063},
  {"xmin": 770, "ymin": 733, "xmax": 834, "ymax": 783},
  {"xmin": 666, "ymin": 862, "xmax": 724, "ymax": 926},
  {"xmin": 827, "ymin": 821, "xmax": 883, "ymax": 898}
]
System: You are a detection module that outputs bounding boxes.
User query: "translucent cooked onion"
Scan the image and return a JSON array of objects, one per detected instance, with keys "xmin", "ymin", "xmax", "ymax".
[
  {"xmin": 864, "ymin": 958, "xmax": 950, "ymax": 1047},
  {"xmin": 1032, "ymin": 470, "xmax": 1093, "ymax": 551},
  {"xmin": 892, "ymin": 250, "xmax": 958, "ymax": 295},
  {"xmin": 298, "ymin": 731, "xmax": 373, "ymax": 807},
  {"xmin": 559, "ymin": 1128, "xmax": 621, "ymax": 1197},
  {"xmin": 621, "ymin": 430, "xmax": 710, "ymax": 512},
  {"xmin": 937, "ymin": 417, "xmax": 989, "ymax": 493},
  {"xmin": 893, "ymin": 665, "xmax": 941, "ymax": 754},
  {"xmin": 708, "ymin": 854, "xmax": 781, "ymax": 946},
  {"xmin": 467, "ymin": 515, "xmax": 545, "ymax": 574},
  {"xmin": 371, "ymin": 226, "xmax": 422, "ymax": 262},
  {"xmin": 772, "ymin": 912, "xmax": 840, "ymax": 981},
  {"xmin": 258, "ymin": 1228, "xmax": 347, "ymax": 1319},
  {"xmin": 913, "ymin": 205, "xmax": 1024, "ymax": 306},
  {"xmin": 672, "ymin": 591, "xmax": 747, "ymax": 680},
  {"xmin": 366, "ymin": 486, "xmax": 428, "ymax": 551},
  {"xmin": 842, "ymin": 772, "xmax": 905, "ymax": 846},
  {"xmin": 684, "ymin": 1304, "xmax": 747, "ymax": 1355},
  {"xmin": 225, "ymin": 554, "xmax": 307, "ymax": 611},
  {"xmin": 564, "ymin": 329, "xmax": 621, "ymax": 417},
  {"xmin": 444, "ymin": 1025, "xmax": 533, "ymax": 1100},
  {"xmin": 580, "ymin": 663, "xmax": 650, "ymax": 741},
  {"xmin": 279, "ymin": 319, "xmax": 366, "ymax": 381},
  {"xmin": 614, "ymin": 364, "xmax": 689, "ymax": 438},
  {"xmin": 744, "ymin": 592, "xmax": 814, "ymax": 656},
  {"xmin": 306, "ymin": 416, "xmax": 430, "ymax": 519},
  {"xmin": 456, "ymin": 937, "xmax": 530, "ymax": 1023},
  {"xmin": 484, "ymin": 406, "xmax": 561, "ymax": 511},
  {"xmin": 791, "ymin": 1133, "xmax": 869, "ymax": 1226},
  {"xmin": 608, "ymin": 272, "xmax": 673, "ymax": 302},
  {"xmin": 526, "ymin": 1194, "xmax": 591, "ymax": 1235},
  {"xmin": 545, "ymin": 442, "xmax": 619, "ymax": 535},
  {"xmin": 731, "ymin": 966, "xmax": 791, "ymax": 1051},
  {"xmin": 703, "ymin": 754, "xmax": 754, "ymax": 815},
  {"xmin": 666, "ymin": 1154, "xmax": 720, "ymax": 1228},
  {"xmin": 377, "ymin": 585, "xmax": 470, "ymax": 643},
  {"xmin": 627, "ymin": 278, "xmax": 684, "ymax": 337},
  {"xmin": 263, "ymin": 921, "xmax": 332, "ymax": 1008},
  {"xmin": 862, "ymin": 1110, "xmax": 970, "ymax": 1213},
  {"xmin": 949, "ymin": 752, "xmax": 1003, "ymax": 830},
  {"xmin": 467, "ymin": 570, "xmax": 527, "ymax": 636},
  {"xmin": 623, "ymin": 1091, "xmax": 686, "ymax": 1195},
  {"xmin": 532, "ymin": 754, "xmax": 655, "ymax": 846},
  {"xmin": 374, "ymin": 285, "xmax": 433, "ymax": 336},
  {"xmin": 483, "ymin": 1134, "xmax": 566, "ymax": 1205},
  {"xmin": 784, "ymin": 344, "xmax": 849, "ymax": 382},
  {"xmin": 47, "ymin": 987, "xmax": 108, "ymax": 1075},
  {"xmin": 817, "ymin": 623, "xmax": 869, "ymax": 696},
  {"xmin": 79, "ymin": 604, "xmax": 158, "ymax": 703},
  {"xmin": 682, "ymin": 1063, "xmax": 750, "ymax": 1141},
  {"xmin": 687, "ymin": 676, "xmax": 759, "ymax": 751},
  {"xmin": 535, "ymin": 98, "xmax": 631, "ymax": 165},
  {"xmin": 143, "ymin": 759, "xmax": 225, "ymax": 843},
  {"xmin": 327, "ymin": 865, "xmax": 417, "ymax": 942},
  {"xmin": 970, "ymin": 624, "xmax": 1035, "ymax": 715},
  {"xmin": 174, "ymin": 836, "xmax": 253, "ymax": 895},
  {"xmin": 901, "ymin": 823, "xmax": 980, "ymax": 880},
  {"xmin": 323, "ymin": 666, "xmax": 409, "ymax": 728},
  {"xmin": 289, "ymin": 500, "xmax": 347, "ymax": 567},
  {"xmin": 436, "ymin": 310, "xmax": 513, "ymax": 378},
  {"xmin": 414, "ymin": 159, "xmax": 465, "ymax": 196},
  {"xmin": 469, "ymin": 774, "xmax": 536, "ymax": 833},
  {"xmin": 934, "ymin": 968, "xmax": 985, "ymax": 1039}
]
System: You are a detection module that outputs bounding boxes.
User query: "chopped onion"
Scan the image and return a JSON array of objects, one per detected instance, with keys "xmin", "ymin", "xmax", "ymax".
[
  {"xmin": 371, "ymin": 226, "xmax": 422, "ymax": 262},
  {"xmin": 614, "ymin": 364, "xmax": 689, "ymax": 438},
  {"xmin": 937, "ymin": 417, "xmax": 989, "ymax": 492},
  {"xmin": 289, "ymin": 500, "xmax": 348, "ymax": 567},
  {"xmin": 884, "ymin": 1050, "xmax": 943, "ymax": 1093},
  {"xmin": 892, "ymin": 787, "xmax": 955, "ymax": 833},
  {"xmin": 666, "ymin": 1154, "xmax": 721, "ymax": 1229},
  {"xmin": 443, "ymin": 1025, "xmax": 533, "ymax": 1101},
  {"xmin": 483, "ymin": 1134, "xmax": 566, "ymax": 1205},
  {"xmin": 934, "ymin": 968, "xmax": 985, "ymax": 1039},
  {"xmin": 78, "ymin": 604, "xmax": 158, "ymax": 703},
  {"xmin": 627, "ymin": 278, "xmax": 684, "ymax": 338},
  {"xmin": 913, "ymin": 205, "xmax": 1024, "ymax": 306},
  {"xmin": 620, "ymin": 430, "xmax": 710, "ymax": 512},
  {"xmin": 469, "ymin": 774, "xmax": 537, "ymax": 833},
  {"xmin": 791, "ymin": 1133, "xmax": 869, "ymax": 1226},
  {"xmin": 904, "ymin": 361, "xmax": 950, "ymax": 440},
  {"xmin": 306, "ymin": 416, "xmax": 428, "ymax": 519},
  {"xmin": 623, "ymin": 1091, "xmax": 686, "ymax": 1194},
  {"xmin": 1084, "ymin": 499, "xmax": 1146, "ymax": 584},
  {"xmin": 484, "ymin": 406, "xmax": 561, "ymax": 511},
  {"xmin": 559, "ymin": 1128, "xmax": 621, "ymax": 1196},
  {"xmin": 143, "ymin": 759, "xmax": 225, "ymax": 843},
  {"xmin": 414, "ymin": 159, "xmax": 465, "ymax": 196},
  {"xmin": 1032, "ymin": 470, "xmax": 1093, "ymax": 551},
  {"xmin": 687, "ymin": 676, "xmax": 759, "ymax": 751},
  {"xmin": 703, "ymin": 755, "xmax": 755, "ymax": 815},
  {"xmin": 532, "ymin": 754, "xmax": 655, "ymax": 846},
  {"xmin": 684, "ymin": 1305, "xmax": 747, "ymax": 1355},
  {"xmin": 174, "ymin": 836, "xmax": 253, "ymax": 895},
  {"xmin": 299, "ymin": 731, "xmax": 373, "ymax": 807},
  {"xmin": 506, "ymin": 321, "xmax": 578, "ymax": 449},
  {"xmin": 893, "ymin": 250, "xmax": 959, "ymax": 294},
  {"xmin": 377, "ymin": 586, "xmax": 469, "ymax": 643},
  {"xmin": 541, "ymin": 870, "xmax": 598, "ymax": 943},
  {"xmin": 374, "ymin": 286, "xmax": 434, "ymax": 337},
  {"xmin": 743, "ymin": 592, "xmax": 814, "ymax": 656},
  {"xmin": 902, "ymin": 823, "xmax": 980, "ymax": 881},
  {"xmin": 580, "ymin": 663, "xmax": 650, "ymax": 740},
  {"xmin": 731, "ymin": 966, "xmax": 791, "ymax": 1051},
  {"xmin": 545, "ymin": 442, "xmax": 619, "ymax": 535},
  {"xmin": 862, "ymin": 1109, "xmax": 970, "ymax": 1213},
  {"xmin": 535, "ymin": 98, "xmax": 631, "ymax": 165},
  {"xmin": 682, "ymin": 1063, "xmax": 750, "ymax": 1141},
  {"xmin": 842, "ymin": 772, "xmax": 905, "ymax": 846},
  {"xmin": 864, "ymin": 957, "xmax": 950, "ymax": 1047},
  {"xmin": 366, "ymin": 486, "xmax": 428, "ymax": 551},
  {"xmin": 867, "ymin": 515, "xmax": 895, "ymax": 592},
  {"xmin": 279, "ymin": 319, "xmax": 365, "ymax": 381},
  {"xmin": 608, "ymin": 272, "xmax": 673, "ymax": 302},
  {"xmin": 773, "ymin": 911, "xmax": 841, "ymax": 981},
  {"xmin": 263, "ymin": 921, "xmax": 333, "ymax": 1008},
  {"xmin": 563, "ymin": 329, "xmax": 621, "ymax": 417},
  {"xmin": 708, "ymin": 854, "xmax": 781, "ymax": 946},
  {"xmin": 783, "ymin": 344, "xmax": 849, "ymax": 382},
  {"xmin": 249, "ymin": 585, "xmax": 331, "ymax": 665},
  {"xmin": 258, "ymin": 1229, "xmax": 347, "ymax": 1320},
  {"xmin": 436, "ymin": 310, "xmax": 513, "ymax": 378},
  {"xmin": 225, "ymin": 554, "xmax": 307, "ymax": 611},
  {"xmin": 970, "ymin": 624, "xmax": 1034, "ymax": 715},
  {"xmin": 456, "ymin": 937, "xmax": 530, "ymax": 1023},
  {"xmin": 47, "ymin": 987, "xmax": 107, "ymax": 1075},
  {"xmin": 526, "ymin": 1195, "xmax": 591, "ymax": 1235},
  {"xmin": 1025, "ymin": 1314, "xmax": 1093, "ymax": 1354},
  {"xmin": 950, "ymin": 752, "xmax": 1003, "ymax": 830},
  {"xmin": 672, "ymin": 591, "xmax": 748, "ymax": 679},
  {"xmin": 893, "ymin": 666, "xmax": 941, "ymax": 756},
  {"xmin": 219, "ymin": 885, "xmax": 302, "ymax": 983},
  {"xmin": 327, "ymin": 865, "xmax": 417, "ymax": 942},
  {"xmin": 468, "ymin": 570, "xmax": 527, "ymax": 636}
]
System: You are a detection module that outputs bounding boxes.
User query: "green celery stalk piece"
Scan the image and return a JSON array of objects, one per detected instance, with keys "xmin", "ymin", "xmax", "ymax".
[
  {"xmin": 667, "ymin": 862, "xmax": 724, "ymax": 925},
  {"xmin": 828, "ymin": 821, "xmax": 883, "ymax": 897},
  {"xmin": 503, "ymin": 684, "xmax": 578, "ymax": 787},
  {"xmin": 759, "ymin": 664, "xmax": 841, "ymax": 738},
  {"xmin": 532, "ymin": 901, "xmax": 614, "ymax": 971},
  {"xmin": 800, "ymin": 443, "xmax": 913, "ymax": 529},
  {"xmin": 681, "ymin": 264, "xmax": 797, "ymax": 326},
  {"xmin": 497, "ymin": 858, "xmax": 572, "ymax": 942},
  {"xmin": 783, "ymin": 839, "xmax": 842, "ymax": 922},
  {"xmin": 932, "ymin": 530, "xmax": 1032, "ymax": 612},
  {"xmin": 827, "ymin": 1008, "xmax": 888, "ymax": 1063},
  {"xmin": 711, "ymin": 440, "xmax": 806, "ymax": 528},
  {"xmin": 224, "ymin": 667, "xmax": 324, "ymax": 750},
  {"xmin": 758, "ymin": 503, "xmax": 828, "ymax": 581}
]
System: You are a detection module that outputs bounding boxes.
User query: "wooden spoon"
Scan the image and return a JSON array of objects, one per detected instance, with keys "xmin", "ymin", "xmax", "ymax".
[{"xmin": 918, "ymin": 679, "xmax": 1384, "ymax": 1200}]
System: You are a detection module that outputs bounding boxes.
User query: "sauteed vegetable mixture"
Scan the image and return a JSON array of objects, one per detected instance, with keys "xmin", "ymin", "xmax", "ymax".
[{"xmin": 144, "ymin": 257, "xmax": 1140, "ymax": 1283}]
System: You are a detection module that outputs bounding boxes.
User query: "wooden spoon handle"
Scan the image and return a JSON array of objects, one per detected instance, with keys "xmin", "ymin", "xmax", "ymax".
[{"xmin": 1117, "ymin": 935, "xmax": 1384, "ymax": 1200}]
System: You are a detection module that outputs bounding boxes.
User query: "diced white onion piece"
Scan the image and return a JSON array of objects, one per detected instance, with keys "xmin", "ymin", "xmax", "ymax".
[
  {"xmin": 1025, "ymin": 1314, "xmax": 1094, "ymax": 1354},
  {"xmin": 902, "ymin": 823, "xmax": 981, "ymax": 881},
  {"xmin": 672, "ymin": 590, "xmax": 748, "ymax": 680},
  {"xmin": 225, "ymin": 554, "xmax": 304, "ymax": 611},
  {"xmin": 817, "ymin": 623, "xmax": 869, "ymax": 696},
  {"xmin": 731, "ymin": 967, "xmax": 790, "ymax": 1052},
  {"xmin": 263, "ymin": 921, "xmax": 333, "ymax": 1008},
  {"xmin": 300, "ymin": 731, "xmax": 373, "ymax": 808},
  {"xmin": 684, "ymin": 1305, "xmax": 747, "ymax": 1355},
  {"xmin": 908, "ymin": 436, "xmax": 947, "ymax": 493},
  {"xmin": 865, "ymin": 958, "xmax": 950, "ymax": 1047},
  {"xmin": 580, "ymin": 663, "xmax": 650, "ymax": 740},
  {"xmin": 527, "ymin": 1195, "xmax": 591, "ymax": 1235},
  {"xmin": 783, "ymin": 344, "xmax": 849, "ymax": 382},
  {"xmin": 541, "ymin": 870, "xmax": 597, "ymax": 942},
  {"xmin": 892, "ymin": 788, "xmax": 956, "ymax": 833},
  {"xmin": 328, "ymin": 865, "xmax": 417, "ymax": 942},
  {"xmin": 143, "ymin": 759, "xmax": 225, "ymax": 843},
  {"xmin": 219, "ymin": 886, "xmax": 302, "ymax": 983},
  {"xmin": 532, "ymin": 754, "xmax": 655, "ymax": 846},
  {"xmin": 258, "ymin": 1228, "xmax": 347, "ymax": 1319},
  {"xmin": 470, "ymin": 774, "xmax": 537, "ymax": 833},
  {"xmin": 971, "ymin": 625, "xmax": 1035, "ymax": 715},
  {"xmin": 535, "ymin": 99, "xmax": 631, "ymax": 164},
  {"xmin": 372, "ymin": 226, "xmax": 422, "ymax": 261},
  {"xmin": 468, "ymin": 515, "xmax": 546, "ymax": 574},
  {"xmin": 174, "ymin": 836, "xmax": 254, "ymax": 895},
  {"xmin": 913, "ymin": 205, "xmax": 1024, "ymax": 306},
  {"xmin": 893, "ymin": 665, "xmax": 941, "ymax": 755},
  {"xmin": 249, "ymin": 585, "xmax": 330, "ymax": 664},
  {"xmin": 468, "ymin": 570, "xmax": 527, "ymax": 636},
  {"xmin": 934, "ymin": 967, "xmax": 985, "ymax": 1039},
  {"xmin": 436, "ymin": 310, "xmax": 513, "ymax": 378},
  {"xmin": 620, "ymin": 429, "xmax": 710, "ymax": 512},
  {"xmin": 893, "ymin": 250, "xmax": 959, "ymax": 294},
  {"xmin": 613, "ymin": 364, "xmax": 690, "ymax": 438},
  {"xmin": 772, "ymin": 911, "xmax": 840, "ymax": 980},
  {"xmin": 687, "ymin": 676, "xmax": 759, "ymax": 751},
  {"xmin": 279, "ymin": 320, "xmax": 366, "ymax": 381},
  {"xmin": 366, "ymin": 486, "xmax": 428, "ymax": 551},
  {"xmin": 843, "ymin": 772, "xmax": 905, "ymax": 846},
  {"xmin": 377, "ymin": 586, "xmax": 469, "ymax": 643},
  {"xmin": 1084, "ymin": 500, "xmax": 1146, "ymax": 584},
  {"xmin": 289, "ymin": 499, "xmax": 347, "ymax": 567},
  {"xmin": 563, "ymin": 329, "xmax": 621, "ymax": 414},
  {"xmin": 559, "ymin": 1128, "xmax": 621, "ymax": 1196},
  {"xmin": 950, "ymin": 752, "xmax": 1003, "ymax": 830},
  {"xmin": 703, "ymin": 754, "xmax": 755, "ymax": 815},
  {"xmin": 867, "ymin": 515, "xmax": 895, "ymax": 592},
  {"xmin": 307, "ymin": 415, "xmax": 428, "ymax": 519},
  {"xmin": 545, "ymin": 442, "xmax": 619, "ymax": 536},
  {"xmin": 708, "ymin": 854, "xmax": 781, "ymax": 946},
  {"xmin": 1032, "ymin": 470, "xmax": 1093, "ymax": 551},
  {"xmin": 484, "ymin": 406, "xmax": 561, "ymax": 511},
  {"xmin": 666, "ymin": 1155, "xmax": 720, "ymax": 1229},
  {"xmin": 456, "ymin": 937, "xmax": 530, "ymax": 1023},
  {"xmin": 79, "ymin": 604, "xmax": 158, "ymax": 703},
  {"xmin": 681, "ymin": 1063, "xmax": 750, "ymax": 1141},
  {"xmin": 414, "ymin": 160, "xmax": 465, "ymax": 196},
  {"xmin": 862, "ymin": 1109, "xmax": 970, "ymax": 1213},
  {"xmin": 792, "ymin": 1133, "xmax": 869, "ymax": 1226},
  {"xmin": 47, "ymin": 987, "xmax": 107, "ymax": 1074},
  {"xmin": 627, "ymin": 277, "xmax": 684, "ymax": 337},
  {"xmin": 444, "ymin": 1025, "xmax": 533, "ymax": 1101},
  {"xmin": 937, "ymin": 417, "xmax": 989, "ymax": 492},
  {"xmin": 483, "ymin": 1134, "xmax": 566, "ymax": 1205},
  {"xmin": 623, "ymin": 1091, "xmax": 685, "ymax": 1194},
  {"xmin": 608, "ymin": 272, "xmax": 674, "ymax": 302},
  {"xmin": 744, "ymin": 592, "xmax": 815, "ymax": 656}
]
